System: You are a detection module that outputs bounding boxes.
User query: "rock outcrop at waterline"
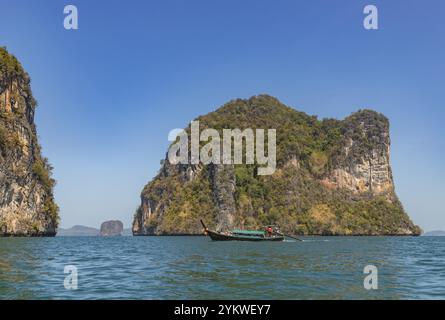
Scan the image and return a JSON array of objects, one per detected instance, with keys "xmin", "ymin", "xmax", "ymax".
[
  {"xmin": 100, "ymin": 220, "xmax": 124, "ymax": 236},
  {"xmin": 132, "ymin": 95, "xmax": 421, "ymax": 236},
  {"xmin": 0, "ymin": 48, "xmax": 59, "ymax": 236}
]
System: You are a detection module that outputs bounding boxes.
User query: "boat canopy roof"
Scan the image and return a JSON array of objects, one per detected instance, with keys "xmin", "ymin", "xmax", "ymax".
[{"xmin": 232, "ymin": 229, "xmax": 265, "ymax": 236}]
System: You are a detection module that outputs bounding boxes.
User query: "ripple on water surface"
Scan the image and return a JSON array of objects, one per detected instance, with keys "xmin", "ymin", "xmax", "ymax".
[{"xmin": 1, "ymin": 236, "xmax": 445, "ymax": 299}]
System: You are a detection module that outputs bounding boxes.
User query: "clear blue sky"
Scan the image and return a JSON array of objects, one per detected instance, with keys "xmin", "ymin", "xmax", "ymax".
[{"xmin": 0, "ymin": 0, "xmax": 444, "ymax": 231}]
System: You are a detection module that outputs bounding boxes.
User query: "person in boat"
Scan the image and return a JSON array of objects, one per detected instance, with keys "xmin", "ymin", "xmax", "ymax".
[{"xmin": 266, "ymin": 226, "xmax": 273, "ymax": 237}]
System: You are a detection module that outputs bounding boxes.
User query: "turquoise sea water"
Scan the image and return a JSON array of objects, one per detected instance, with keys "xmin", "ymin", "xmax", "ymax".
[{"xmin": 0, "ymin": 236, "xmax": 444, "ymax": 299}]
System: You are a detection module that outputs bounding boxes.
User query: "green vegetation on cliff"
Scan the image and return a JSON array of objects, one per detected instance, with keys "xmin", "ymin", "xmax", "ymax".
[
  {"xmin": 134, "ymin": 95, "xmax": 420, "ymax": 236},
  {"xmin": 0, "ymin": 47, "xmax": 59, "ymax": 234},
  {"xmin": 0, "ymin": 47, "xmax": 36, "ymax": 110}
]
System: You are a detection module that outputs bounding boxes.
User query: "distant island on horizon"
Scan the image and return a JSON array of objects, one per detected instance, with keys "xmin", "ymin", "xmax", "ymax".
[
  {"xmin": 422, "ymin": 230, "xmax": 445, "ymax": 236},
  {"xmin": 57, "ymin": 223, "xmax": 132, "ymax": 237},
  {"xmin": 57, "ymin": 226, "xmax": 445, "ymax": 237}
]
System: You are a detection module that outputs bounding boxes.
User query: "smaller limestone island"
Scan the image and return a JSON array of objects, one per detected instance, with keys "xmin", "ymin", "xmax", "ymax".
[
  {"xmin": 0, "ymin": 48, "xmax": 58, "ymax": 236},
  {"xmin": 100, "ymin": 220, "xmax": 124, "ymax": 236}
]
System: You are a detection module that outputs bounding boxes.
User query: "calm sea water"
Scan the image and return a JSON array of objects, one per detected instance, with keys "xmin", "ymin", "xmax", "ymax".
[{"xmin": 1, "ymin": 236, "xmax": 444, "ymax": 299}]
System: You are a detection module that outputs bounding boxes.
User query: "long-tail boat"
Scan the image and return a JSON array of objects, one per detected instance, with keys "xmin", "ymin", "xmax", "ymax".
[{"xmin": 200, "ymin": 220, "xmax": 285, "ymax": 241}]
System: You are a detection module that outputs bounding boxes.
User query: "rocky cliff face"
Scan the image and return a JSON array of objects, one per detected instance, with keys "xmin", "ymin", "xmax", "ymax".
[
  {"xmin": 209, "ymin": 164, "xmax": 237, "ymax": 231},
  {"xmin": 322, "ymin": 111, "xmax": 395, "ymax": 198},
  {"xmin": 0, "ymin": 48, "xmax": 58, "ymax": 236},
  {"xmin": 133, "ymin": 95, "xmax": 420, "ymax": 236},
  {"xmin": 100, "ymin": 220, "xmax": 123, "ymax": 236}
]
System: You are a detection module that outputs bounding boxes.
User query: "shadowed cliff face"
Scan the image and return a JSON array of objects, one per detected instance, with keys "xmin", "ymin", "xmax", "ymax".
[
  {"xmin": 0, "ymin": 48, "xmax": 58, "ymax": 236},
  {"xmin": 133, "ymin": 95, "xmax": 421, "ymax": 236},
  {"xmin": 322, "ymin": 110, "xmax": 395, "ymax": 197},
  {"xmin": 100, "ymin": 220, "xmax": 124, "ymax": 236}
]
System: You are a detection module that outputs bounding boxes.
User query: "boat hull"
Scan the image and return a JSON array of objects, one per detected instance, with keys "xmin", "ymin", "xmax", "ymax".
[{"xmin": 206, "ymin": 230, "xmax": 284, "ymax": 241}]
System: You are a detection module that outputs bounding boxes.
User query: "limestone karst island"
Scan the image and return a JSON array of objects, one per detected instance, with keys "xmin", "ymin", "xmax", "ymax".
[
  {"xmin": 133, "ymin": 95, "xmax": 421, "ymax": 236},
  {"xmin": 0, "ymin": 48, "xmax": 58, "ymax": 236},
  {"xmin": 0, "ymin": 48, "xmax": 420, "ymax": 238}
]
